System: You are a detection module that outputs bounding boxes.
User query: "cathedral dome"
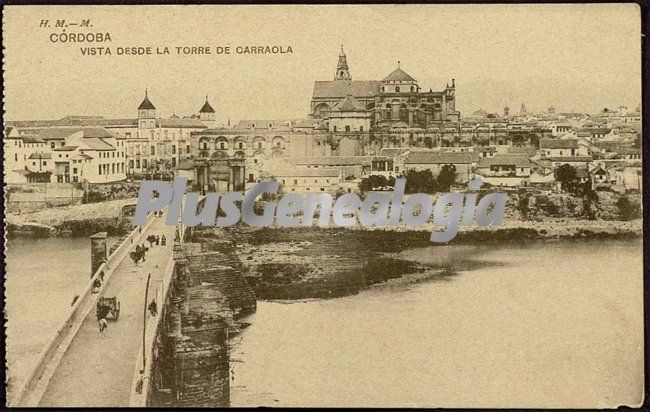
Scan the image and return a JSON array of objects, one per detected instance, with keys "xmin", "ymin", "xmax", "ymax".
[{"xmin": 382, "ymin": 67, "xmax": 416, "ymax": 83}]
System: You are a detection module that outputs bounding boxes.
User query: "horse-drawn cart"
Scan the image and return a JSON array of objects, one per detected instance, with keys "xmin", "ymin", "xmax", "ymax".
[{"xmin": 97, "ymin": 296, "xmax": 121, "ymax": 321}]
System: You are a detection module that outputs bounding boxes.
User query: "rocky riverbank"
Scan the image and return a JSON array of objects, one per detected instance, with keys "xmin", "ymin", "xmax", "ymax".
[
  {"xmin": 194, "ymin": 217, "xmax": 641, "ymax": 301},
  {"xmin": 6, "ymin": 199, "xmax": 136, "ymax": 236}
]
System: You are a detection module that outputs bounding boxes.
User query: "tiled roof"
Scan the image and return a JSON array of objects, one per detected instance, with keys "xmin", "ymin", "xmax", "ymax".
[
  {"xmin": 312, "ymin": 80, "xmax": 380, "ymax": 99},
  {"xmin": 35, "ymin": 127, "xmax": 118, "ymax": 140},
  {"xmin": 404, "ymin": 151, "xmax": 479, "ymax": 164},
  {"xmin": 479, "ymin": 154, "xmax": 531, "ymax": 168},
  {"xmin": 379, "ymin": 148, "xmax": 409, "ymax": 157},
  {"xmin": 28, "ymin": 152, "xmax": 52, "ymax": 159},
  {"xmin": 18, "ymin": 135, "xmax": 46, "ymax": 143},
  {"xmin": 138, "ymin": 95, "xmax": 156, "ymax": 110},
  {"xmin": 474, "ymin": 146, "xmax": 497, "ymax": 153},
  {"xmin": 199, "ymin": 99, "xmax": 215, "ymax": 113},
  {"xmin": 507, "ymin": 146, "xmax": 537, "ymax": 156},
  {"xmin": 81, "ymin": 138, "xmax": 115, "ymax": 150},
  {"xmin": 331, "ymin": 95, "xmax": 366, "ymax": 112},
  {"xmin": 8, "ymin": 117, "xmax": 139, "ymax": 128},
  {"xmin": 156, "ymin": 118, "xmax": 207, "ymax": 128},
  {"xmin": 539, "ymin": 138, "xmax": 578, "ymax": 149},
  {"xmin": 382, "ymin": 67, "xmax": 416, "ymax": 82},
  {"xmin": 53, "ymin": 145, "xmax": 78, "ymax": 151},
  {"xmin": 549, "ymin": 156, "xmax": 593, "ymax": 162}
]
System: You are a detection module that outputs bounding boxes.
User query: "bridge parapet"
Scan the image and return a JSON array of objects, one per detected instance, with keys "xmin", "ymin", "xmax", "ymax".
[{"xmin": 10, "ymin": 213, "xmax": 158, "ymax": 407}]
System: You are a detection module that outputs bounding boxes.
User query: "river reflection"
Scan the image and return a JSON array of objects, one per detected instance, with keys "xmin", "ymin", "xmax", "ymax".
[{"xmin": 230, "ymin": 238, "xmax": 643, "ymax": 408}]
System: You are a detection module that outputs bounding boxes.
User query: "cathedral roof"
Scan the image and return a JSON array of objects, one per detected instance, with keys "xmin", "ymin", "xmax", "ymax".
[
  {"xmin": 199, "ymin": 99, "xmax": 215, "ymax": 113},
  {"xmin": 382, "ymin": 67, "xmax": 416, "ymax": 82},
  {"xmin": 138, "ymin": 94, "xmax": 156, "ymax": 110},
  {"xmin": 312, "ymin": 80, "xmax": 380, "ymax": 99},
  {"xmin": 331, "ymin": 95, "xmax": 366, "ymax": 112}
]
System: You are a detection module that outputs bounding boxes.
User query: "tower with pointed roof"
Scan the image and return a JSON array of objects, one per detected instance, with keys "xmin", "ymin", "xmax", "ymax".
[
  {"xmin": 138, "ymin": 89, "xmax": 156, "ymax": 129},
  {"xmin": 198, "ymin": 95, "xmax": 216, "ymax": 128},
  {"xmin": 335, "ymin": 45, "xmax": 351, "ymax": 81}
]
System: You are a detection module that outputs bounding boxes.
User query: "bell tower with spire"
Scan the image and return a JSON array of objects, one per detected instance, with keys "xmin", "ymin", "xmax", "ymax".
[
  {"xmin": 334, "ymin": 45, "xmax": 351, "ymax": 81},
  {"xmin": 198, "ymin": 94, "xmax": 216, "ymax": 128},
  {"xmin": 138, "ymin": 89, "xmax": 156, "ymax": 129}
]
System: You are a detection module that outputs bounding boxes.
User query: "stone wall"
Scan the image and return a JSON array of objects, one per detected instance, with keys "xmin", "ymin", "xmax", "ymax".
[{"xmin": 148, "ymin": 237, "xmax": 256, "ymax": 407}]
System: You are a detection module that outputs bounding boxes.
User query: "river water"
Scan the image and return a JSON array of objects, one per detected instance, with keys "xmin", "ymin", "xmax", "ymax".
[
  {"xmin": 229, "ymin": 238, "xmax": 644, "ymax": 408},
  {"xmin": 5, "ymin": 235, "xmax": 119, "ymax": 398},
  {"xmin": 6, "ymin": 236, "xmax": 644, "ymax": 407}
]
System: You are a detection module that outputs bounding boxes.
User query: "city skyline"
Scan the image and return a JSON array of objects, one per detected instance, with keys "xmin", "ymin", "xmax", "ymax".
[{"xmin": 4, "ymin": 4, "xmax": 642, "ymax": 121}]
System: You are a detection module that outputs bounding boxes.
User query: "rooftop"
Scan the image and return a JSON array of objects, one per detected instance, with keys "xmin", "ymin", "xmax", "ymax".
[
  {"xmin": 138, "ymin": 92, "xmax": 156, "ymax": 110},
  {"xmin": 479, "ymin": 154, "xmax": 531, "ymax": 168},
  {"xmin": 312, "ymin": 80, "xmax": 381, "ymax": 99},
  {"xmin": 199, "ymin": 98, "xmax": 215, "ymax": 113},
  {"xmin": 382, "ymin": 67, "xmax": 416, "ymax": 83},
  {"xmin": 539, "ymin": 138, "xmax": 579, "ymax": 149},
  {"xmin": 404, "ymin": 151, "xmax": 479, "ymax": 164},
  {"xmin": 331, "ymin": 95, "xmax": 366, "ymax": 112}
]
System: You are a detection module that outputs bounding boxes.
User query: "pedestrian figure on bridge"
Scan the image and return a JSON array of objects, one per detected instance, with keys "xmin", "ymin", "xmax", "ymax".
[
  {"xmin": 92, "ymin": 279, "xmax": 101, "ymax": 293},
  {"xmin": 148, "ymin": 300, "xmax": 158, "ymax": 317},
  {"xmin": 98, "ymin": 318, "xmax": 108, "ymax": 337},
  {"xmin": 155, "ymin": 235, "xmax": 160, "ymax": 246},
  {"xmin": 161, "ymin": 235, "xmax": 167, "ymax": 246}
]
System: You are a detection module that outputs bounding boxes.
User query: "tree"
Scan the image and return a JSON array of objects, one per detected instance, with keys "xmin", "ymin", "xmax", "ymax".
[
  {"xmin": 435, "ymin": 164, "xmax": 457, "ymax": 192},
  {"xmin": 404, "ymin": 169, "xmax": 437, "ymax": 193},
  {"xmin": 517, "ymin": 190, "xmax": 530, "ymax": 219},
  {"xmin": 359, "ymin": 174, "xmax": 390, "ymax": 192},
  {"xmin": 581, "ymin": 185, "xmax": 598, "ymax": 220},
  {"xmin": 616, "ymin": 195, "xmax": 641, "ymax": 221},
  {"xmin": 554, "ymin": 164, "xmax": 578, "ymax": 193}
]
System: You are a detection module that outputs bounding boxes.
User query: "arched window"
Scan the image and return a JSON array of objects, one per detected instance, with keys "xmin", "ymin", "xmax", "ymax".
[
  {"xmin": 411, "ymin": 86, "xmax": 415, "ymax": 92},
  {"xmin": 345, "ymin": 125, "xmax": 351, "ymax": 132},
  {"xmin": 381, "ymin": 86, "xmax": 385, "ymax": 93},
  {"xmin": 220, "ymin": 142, "xmax": 225, "ymax": 149},
  {"xmin": 395, "ymin": 86, "xmax": 400, "ymax": 93}
]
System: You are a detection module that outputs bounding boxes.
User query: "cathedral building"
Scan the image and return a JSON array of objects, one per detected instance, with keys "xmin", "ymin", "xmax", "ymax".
[{"xmin": 310, "ymin": 47, "xmax": 461, "ymax": 130}]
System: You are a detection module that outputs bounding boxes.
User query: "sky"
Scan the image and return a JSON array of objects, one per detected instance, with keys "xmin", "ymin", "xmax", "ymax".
[{"xmin": 3, "ymin": 4, "xmax": 642, "ymax": 122}]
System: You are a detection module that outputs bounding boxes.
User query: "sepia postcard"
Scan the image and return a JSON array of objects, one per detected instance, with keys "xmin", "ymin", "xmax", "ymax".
[{"xmin": 2, "ymin": 4, "xmax": 645, "ymax": 408}]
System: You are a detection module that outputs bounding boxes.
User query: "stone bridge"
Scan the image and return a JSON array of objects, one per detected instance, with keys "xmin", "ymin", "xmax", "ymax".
[{"xmin": 10, "ymin": 200, "xmax": 256, "ymax": 407}]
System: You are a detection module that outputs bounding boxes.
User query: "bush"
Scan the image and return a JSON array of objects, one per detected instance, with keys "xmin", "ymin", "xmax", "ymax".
[{"xmin": 616, "ymin": 196, "xmax": 642, "ymax": 221}]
